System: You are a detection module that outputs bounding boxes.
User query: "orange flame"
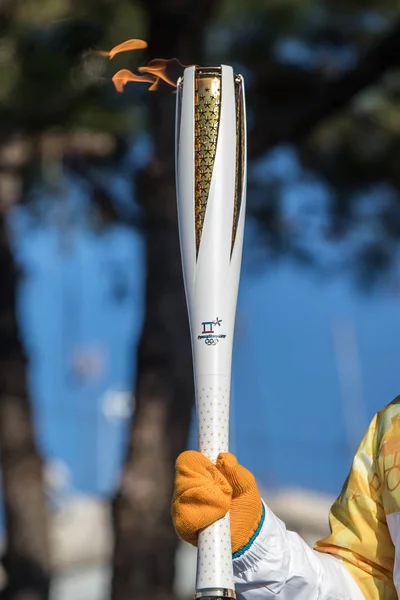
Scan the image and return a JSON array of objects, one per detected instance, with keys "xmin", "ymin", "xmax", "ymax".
[
  {"xmin": 138, "ymin": 59, "xmax": 179, "ymax": 89},
  {"xmin": 114, "ymin": 59, "xmax": 183, "ymax": 92},
  {"xmin": 97, "ymin": 38, "xmax": 148, "ymax": 60},
  {"xmin": 99, "ymin": 39, "xmax": 184, "ymax": 93},
  {"xmin": 112, "ymin": 69, "xmax": 158, "ymax": 93}
]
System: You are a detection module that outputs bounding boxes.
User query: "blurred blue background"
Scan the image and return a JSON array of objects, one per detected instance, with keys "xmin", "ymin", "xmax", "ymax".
[
  {"xmin": 11, "ymin": 139, "xmax": 400, "ymax": 504},
  {"xmin": 1, "ymin": 2, "xmax": 400, "ymax": 599}
]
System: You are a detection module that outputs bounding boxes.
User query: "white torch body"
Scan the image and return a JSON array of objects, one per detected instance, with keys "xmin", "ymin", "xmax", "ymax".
[{"xmin": 175, "ymin": 65, "xmax": 247, "ymax": 599}]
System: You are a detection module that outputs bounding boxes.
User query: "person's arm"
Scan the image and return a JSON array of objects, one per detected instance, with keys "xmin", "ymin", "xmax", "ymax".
[
  {"xmin": 233, "ymin": 500, "xmax": 364, "ymax": 600},
  {"xmin": 374, "ymin": 398, "xmax": 400, "ymax": 598},
  {"xmin": 313, "ymin": 408, "xmax": 397, "ymax": 600},
  {"xmin": 173, "ymin": 451, "xmax": 366, "ymax": 600}
]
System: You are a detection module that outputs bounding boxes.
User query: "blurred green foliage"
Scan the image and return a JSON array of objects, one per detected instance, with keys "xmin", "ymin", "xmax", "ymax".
[
  {"xmin": 0, "ymin": 0, "xmax": 400, "ymax": 286},
  {"xmin": 0, "ymin": 0, "xmax": 147, "ymax": 133},
  {"xmin": 212, "ymin": 0, "xmax": 400, "ymax": 287}
]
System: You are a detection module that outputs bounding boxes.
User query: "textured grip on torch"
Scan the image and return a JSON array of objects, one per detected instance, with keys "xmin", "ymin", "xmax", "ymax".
[{"xmin": 195, "ymin": 375, "xmax": 235, "ymax": 596}]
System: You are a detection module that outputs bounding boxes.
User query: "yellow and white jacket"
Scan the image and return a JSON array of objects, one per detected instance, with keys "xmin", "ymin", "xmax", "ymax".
[{"xmin": 233, "ymin": 398, "xmax": 400, "ymax": 600}]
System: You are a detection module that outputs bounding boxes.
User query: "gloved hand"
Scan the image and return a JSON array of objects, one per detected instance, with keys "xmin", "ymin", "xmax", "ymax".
[{"xmin": 172, "ymin": 450, "xmax": 263, "ymax": 555}]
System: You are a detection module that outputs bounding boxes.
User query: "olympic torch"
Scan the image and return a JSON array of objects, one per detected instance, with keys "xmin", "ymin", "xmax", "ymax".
[{"xmin": 175, "ymin": 66, "xmax": 247, "ymax": 600}]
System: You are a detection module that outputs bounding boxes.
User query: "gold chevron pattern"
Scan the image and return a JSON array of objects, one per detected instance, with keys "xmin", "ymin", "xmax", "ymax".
[
  {"xmin": 232, "ymin": 76, "xmax": 245, "ymax": 256},
  {"xmin": 194, "ymin": 69, "xmax": 221, "ymax": 256}
]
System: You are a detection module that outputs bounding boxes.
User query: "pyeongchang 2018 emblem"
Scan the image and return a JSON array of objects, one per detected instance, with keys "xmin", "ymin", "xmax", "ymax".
[{"xmin": 198, "ymin": 317, "xmax": 226, "ymax": 346}]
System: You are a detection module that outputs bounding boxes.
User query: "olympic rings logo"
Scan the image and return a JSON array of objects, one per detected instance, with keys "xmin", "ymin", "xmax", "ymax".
[{"xmin": 205, "ymin": 338, "xmax": 219, "ymax": 346}]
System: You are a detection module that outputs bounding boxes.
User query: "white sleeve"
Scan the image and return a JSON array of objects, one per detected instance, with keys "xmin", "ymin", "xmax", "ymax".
[{"xmin": 233, "ymin": 502, "xmax": 365, "ymax": 600}]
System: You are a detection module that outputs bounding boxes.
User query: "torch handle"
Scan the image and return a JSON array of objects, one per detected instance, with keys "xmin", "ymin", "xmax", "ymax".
[{"xmin": 195, "ymin": 375, "xmax": 235, "ymax": 598}]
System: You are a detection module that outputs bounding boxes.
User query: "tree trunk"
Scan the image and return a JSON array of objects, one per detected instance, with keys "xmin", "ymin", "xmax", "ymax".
[
  {"xmin": 0, "ymin": 214, "xmax": 51, "ymax": 600},
  {"xmin": 111, "ymin": 2, "xmax": 214, "ymax": 599}
]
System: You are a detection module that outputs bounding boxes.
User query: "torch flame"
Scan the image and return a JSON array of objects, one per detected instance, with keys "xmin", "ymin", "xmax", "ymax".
[
  {"xmin": 98, "ymin": 39, "xmax": 184, "ymax": 93},
  {"xmin": 97, "ymin": 38, "xmax": 148, "ymax": 60},
  {"xmin": 138, "ymin": 59, "xmax": 179, "ymax": 90},
  {"xmin": 112, "ymin": 69, "xmax": 158, "ymax": 93}
]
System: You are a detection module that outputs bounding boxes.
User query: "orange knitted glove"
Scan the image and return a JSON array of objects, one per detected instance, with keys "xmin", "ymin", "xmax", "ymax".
[{"xmin": 172, "ymin": 450, "xmax": 263, "ymax": 555}]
